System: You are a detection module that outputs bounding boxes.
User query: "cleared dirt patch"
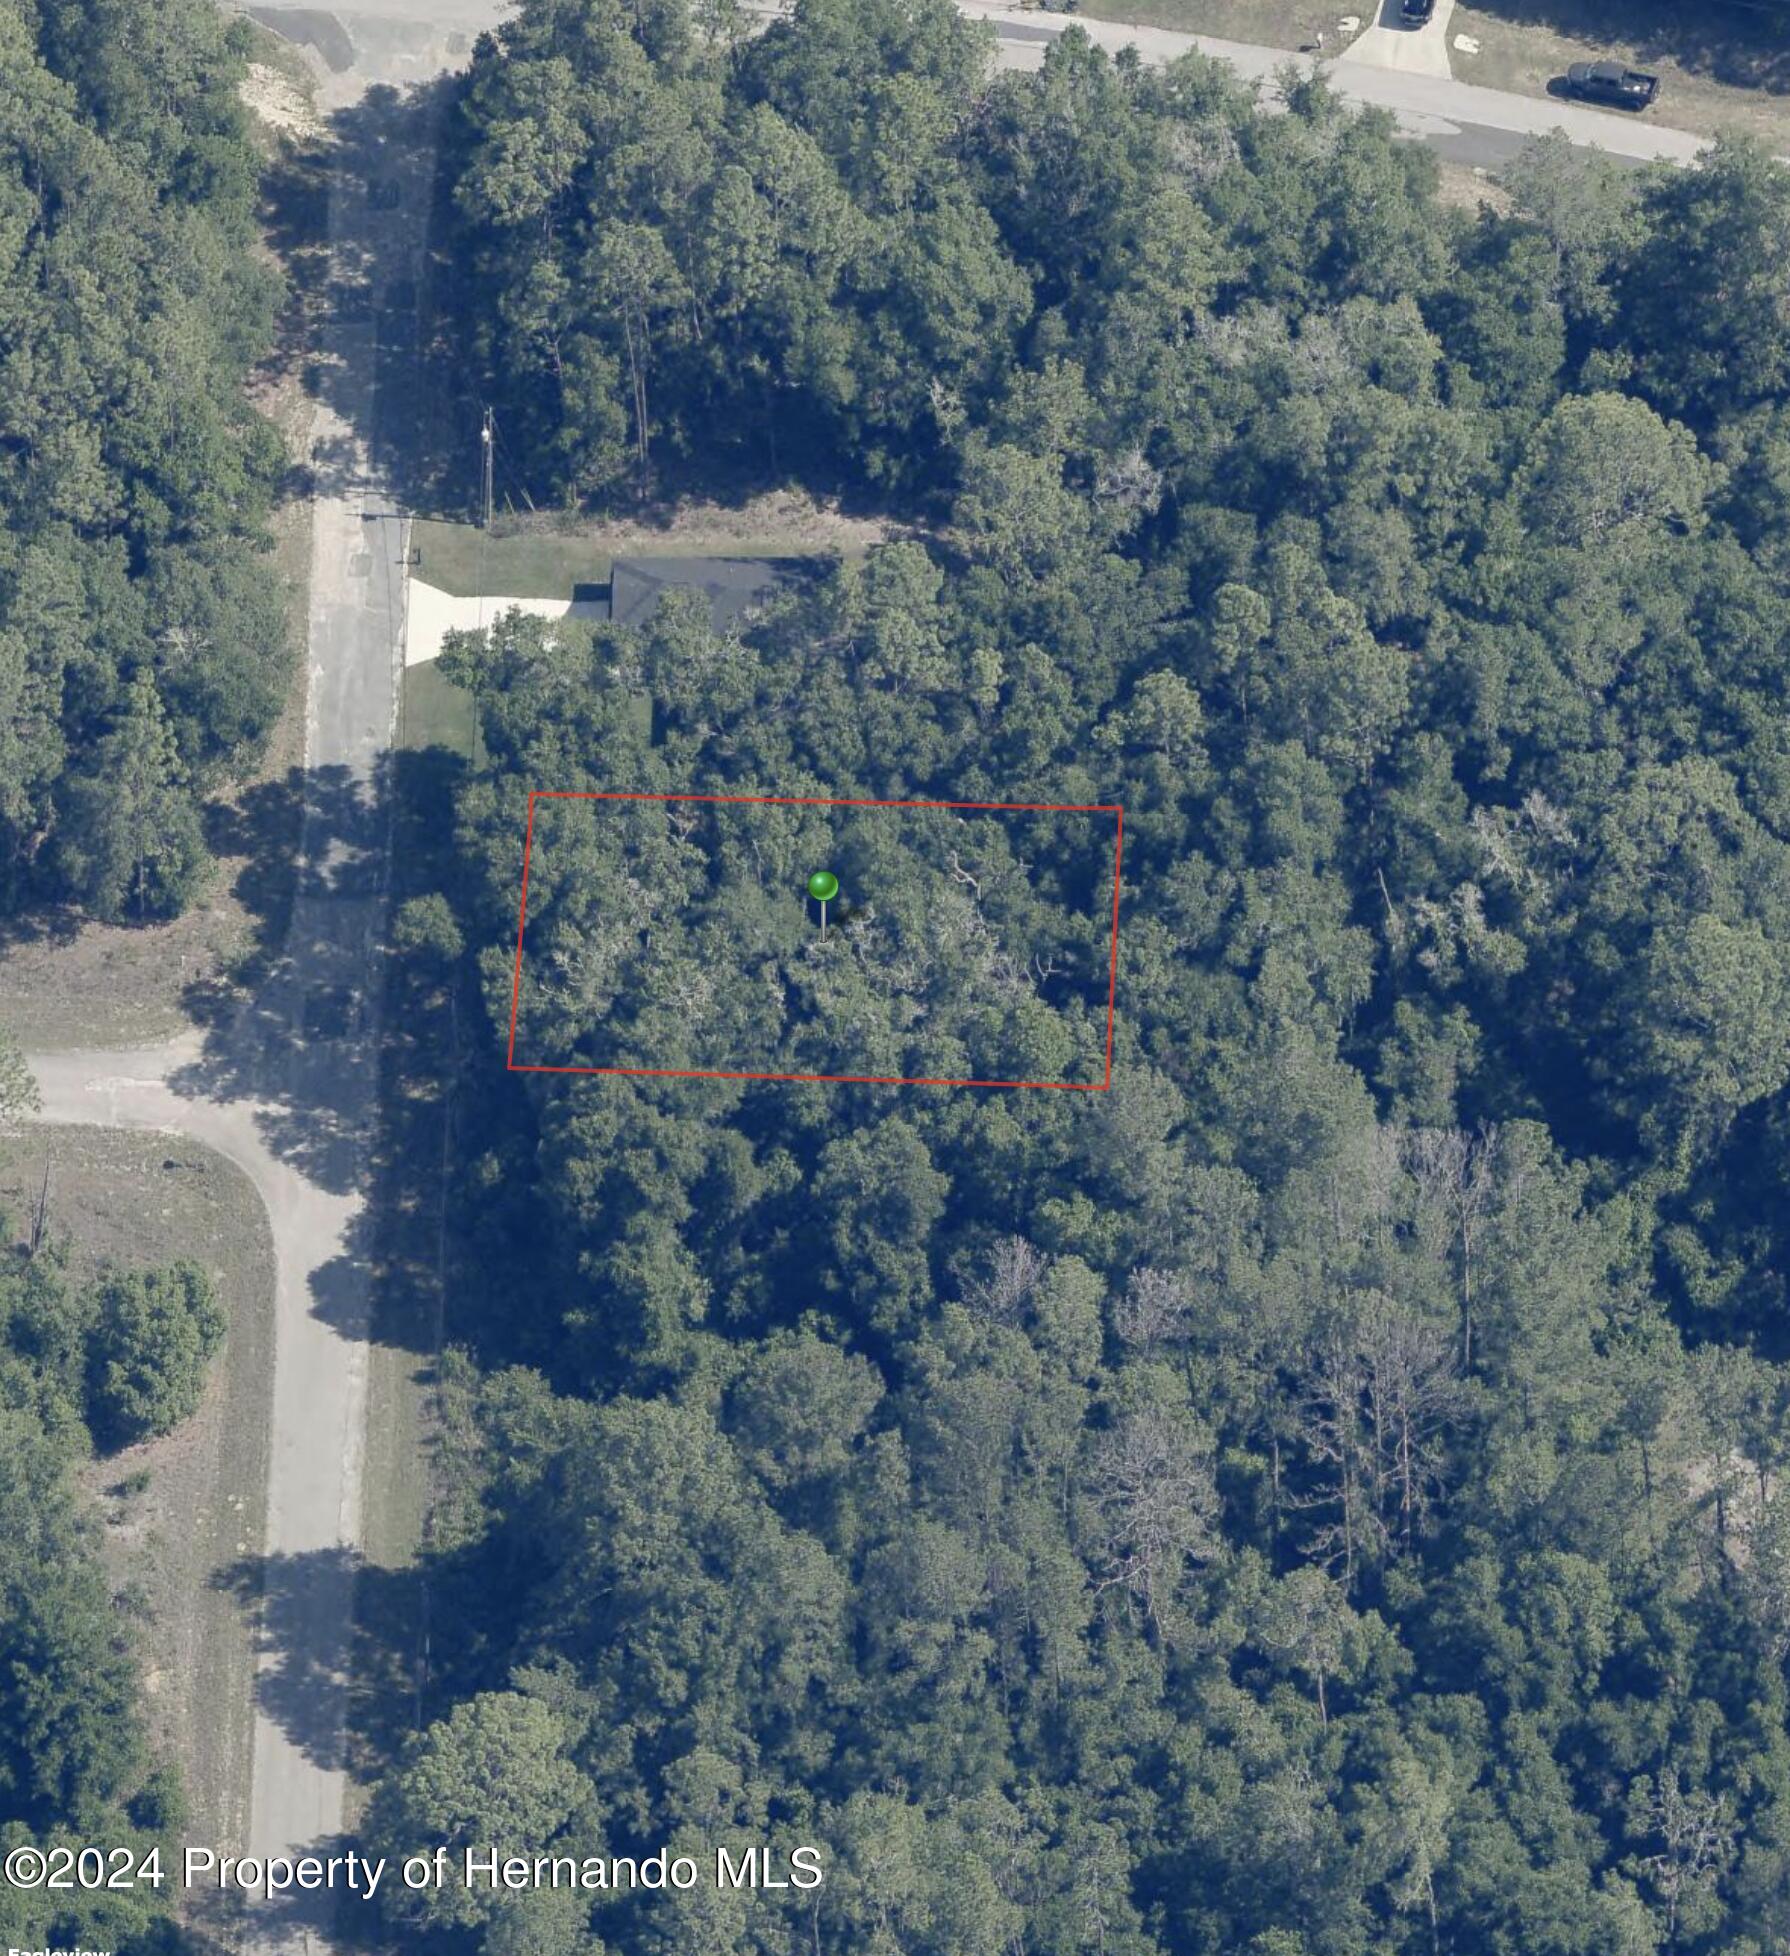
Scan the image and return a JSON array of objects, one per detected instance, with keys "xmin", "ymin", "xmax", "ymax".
[
  {"xmin": 0, "ymin": 906, "xmax": 259, "ymax": 1051},
  {"xmin": 0, "ymin": 1126, "xmax": 275, "ymax": 1855},
  {"xmin": 242, "ymin": 60, "xmax": 325, "ymax": 143},
  {"xmin": 1435, "ymin": 157, "xmax": 1515, "ymax": 211}
]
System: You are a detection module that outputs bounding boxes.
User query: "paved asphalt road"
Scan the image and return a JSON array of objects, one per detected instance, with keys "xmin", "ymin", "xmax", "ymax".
[
  {"xmin": 29, "ymin": 12, "xmax": 440, "ymax": 1950},
  {"xmin": 18, "ymin": 0, "xmax": 1744, "ymax": 1948},
  {"xmin": 955, "ymin": 0, "xmax": 1711, "ymax": 168},
  {"xmin": 252, "ymin": 0, "xmax": 1726, "ymax": 168}
]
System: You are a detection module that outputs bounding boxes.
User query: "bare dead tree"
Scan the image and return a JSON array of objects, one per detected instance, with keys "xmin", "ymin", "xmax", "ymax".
[
  {"xmin": 1112, "ymin": 1266, "xmax": 1197, "ymax": 1350},
  {"xmin": 963, "ymin": 1235, "xmax": 1049, "ymax": 1323},
  {"xmin": 1293, "ymin": 1320, "xmax": 1379, "ymax": 1586},
  {"xmin": 1355, "ymin": 1293, "xmax": 1466, "ymax": 1553},
  {"xmin": 1029, "ymin": 950, "xmax": 1069, "ymax": 986},
  {"xmin": 1294, "ymin": 1293, "xmax": 1464, "ymax": 1579},
  {"xmin": 1402, "ymin": 1124, "xmax": 1500, "ymax": 1370},
  {"xmin": 1634, "ymin": 1771, "xmax": 1737, "ymax": 1944},
  {"xmin": 1089, "ymin": 1408, "xmax": 1220, "ymax": 1623}
]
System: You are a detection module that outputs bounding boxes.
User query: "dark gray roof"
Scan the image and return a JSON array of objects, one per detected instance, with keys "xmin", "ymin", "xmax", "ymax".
[{"xmin": 608, "ymin": 556, "xmax": 796, "ymax": 633}]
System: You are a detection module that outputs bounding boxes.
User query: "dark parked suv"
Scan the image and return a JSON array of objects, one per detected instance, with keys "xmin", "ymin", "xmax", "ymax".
[
  {"xmin": 1401, "ymin": 0, "xmax": 1435, "ymax": 21},
  {"xmin": 1563, "ymin": 61, "xmax": 1659, "ymax": 108}
]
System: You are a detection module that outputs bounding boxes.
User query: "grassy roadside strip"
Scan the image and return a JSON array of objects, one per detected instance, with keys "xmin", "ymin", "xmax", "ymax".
[
  {"xmin": 342, "ymin": 749, "xmax": 471, "ymax": 1828},
  {"xmin": 0, "ymin": 1128, "xmax": 275, "ymax": 1859},
  {"xmin": 1448, "ymin": 0, "xmax": 1790, "ymax": 151}
]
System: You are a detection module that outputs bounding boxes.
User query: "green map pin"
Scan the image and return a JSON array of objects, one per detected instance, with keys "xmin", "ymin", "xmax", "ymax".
[{"xmin": 806, "ymin": 870, "xmax": 840, "ymax": 938}]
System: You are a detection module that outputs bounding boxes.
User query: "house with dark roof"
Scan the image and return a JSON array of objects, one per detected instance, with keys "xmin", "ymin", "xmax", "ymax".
[
  {"xmin": 612, "ymin": 556, "xmax": 796, "ymax": 630},
  {"xmin": 575, "ymin": 557, "xmax": 801, "ymax": 632}
]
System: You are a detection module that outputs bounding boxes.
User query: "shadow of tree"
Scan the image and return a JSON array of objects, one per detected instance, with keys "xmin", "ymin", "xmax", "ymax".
[
  {"xmin": 1465, "ymin": 0, "xmax": 1790, "ymax": 96},
  {"xmin": 175, "ymin": 1822, "xmax": 386, "ymax": 1954},
  {"xmin": 211, "ymin": 1547, "xmax": 432, "ymax": 1779},
  {"xmin": 156, "ymin": 78, "xmax": 461, "ymax": 1198},
  {"xmin": 319, "ymin": 747, "xmax": 478, "ymax": 1359},
  {"xmin": 168, "ymin": 759, "xmax": 387, "ymax": 1195},
  {"xmin": 0, "ymin": 905, "xmax": 84, "ymax": 957},
  {"xmin": 213, "ymin": 1545, "xmax": 357, "ymax": 1773}
]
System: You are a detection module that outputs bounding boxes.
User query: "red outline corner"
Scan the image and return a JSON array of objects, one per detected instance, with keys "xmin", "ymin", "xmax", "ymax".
[{"xmin": 506, "ymin": 791, "xmax": 1125, "ymax": 1090}]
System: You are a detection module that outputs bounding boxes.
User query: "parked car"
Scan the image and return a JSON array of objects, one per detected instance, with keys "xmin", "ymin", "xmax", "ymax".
[
  {"xmin": 1401, "ymin": 0, "xmax": 1435, "ymax": 23},
  {"xmin": 1563, "ymin": 61, "xmax": 1659, "ymax": 109}
]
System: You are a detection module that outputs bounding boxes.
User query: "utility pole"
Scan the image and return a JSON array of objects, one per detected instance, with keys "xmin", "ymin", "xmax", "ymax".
[
  {"xmin": 28, "ymin": 1157, "xmax": 50, "ymax": 1259},
  {"xmin": 480, "ymin": 407, "xmax": 495, "ymax": 530}
]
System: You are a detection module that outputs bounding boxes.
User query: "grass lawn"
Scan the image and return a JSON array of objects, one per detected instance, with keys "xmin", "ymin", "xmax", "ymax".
[
  {"xmin": 410, "ymin": 518, "xmax": 609, "ymax": 600},
  {"xmin": 412, "ymin": 492, "xmax": 894, "ymax": 603},
  {"xmin": 1449, "ymin": 0, "xmax": 1790, "ymax": 150},
  {"xmin": 402, "ymin": 660, "xmax": 485, "ymax": 764},
  {"xmin": 1077, "ymin": 0, "xmax": 1342, "ymax": 51},
  {"xmin": 0, "ymin": 1126, "xmax": 274, "ymax": 1856},
  {"xmin": 404, "ymin": 496, "xmax": 895, "ymax": 764}
]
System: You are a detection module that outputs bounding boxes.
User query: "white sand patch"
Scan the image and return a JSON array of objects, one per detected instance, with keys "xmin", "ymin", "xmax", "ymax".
[
  {"xmin": 403, "ymin": 581, "xmax": 607, "ymax": 668},
  {"xmin": 240, "ymin": 63, "xmax": 324, "ymax": 141}
]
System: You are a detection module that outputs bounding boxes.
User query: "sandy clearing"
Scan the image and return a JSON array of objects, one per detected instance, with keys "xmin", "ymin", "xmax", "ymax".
[{"xmin": 241, "ymin": 62, "xmax": 325, "ymax": 140}]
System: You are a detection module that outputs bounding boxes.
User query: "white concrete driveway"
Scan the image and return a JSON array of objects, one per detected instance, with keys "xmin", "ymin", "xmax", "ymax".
[{"xmin": 1335, "ymin": 0, "xmax": 1456, "ymax": 79}]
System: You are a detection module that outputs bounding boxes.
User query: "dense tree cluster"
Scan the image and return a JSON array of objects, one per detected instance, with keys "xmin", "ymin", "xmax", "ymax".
[
  {"xmin": 85, "ymin": 1262, "xmax": 226, "ymax": 1450},
  {"xmin": 389, "ymin": 2, "xmax": 1790, "ymax": 1951},
  {"xmin": 501, "ymin": 768, "xmax": 1116, "ymax": 1083},
  {"xmin": 0, "ymin": 1218, "xmax": 218, "ymax": 1952},
  {"xmin": 0, "ymin": 0, "xmax": 287, "ymax": 922}
]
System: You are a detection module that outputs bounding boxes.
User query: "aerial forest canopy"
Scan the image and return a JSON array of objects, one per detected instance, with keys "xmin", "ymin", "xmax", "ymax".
[
  {"xmin": 388, "ymin": 0, "xmax": 1790, "ymax": 1951},
  {"xmin": 0, "ymin": 0, "xmax": 287, "ymax": 923}
]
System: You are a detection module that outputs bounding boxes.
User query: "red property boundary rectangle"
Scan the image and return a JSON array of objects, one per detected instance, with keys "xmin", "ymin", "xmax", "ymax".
[{"xmin": 506, "ymin": 791, "xmax": 1125, "ymax": 1090}]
